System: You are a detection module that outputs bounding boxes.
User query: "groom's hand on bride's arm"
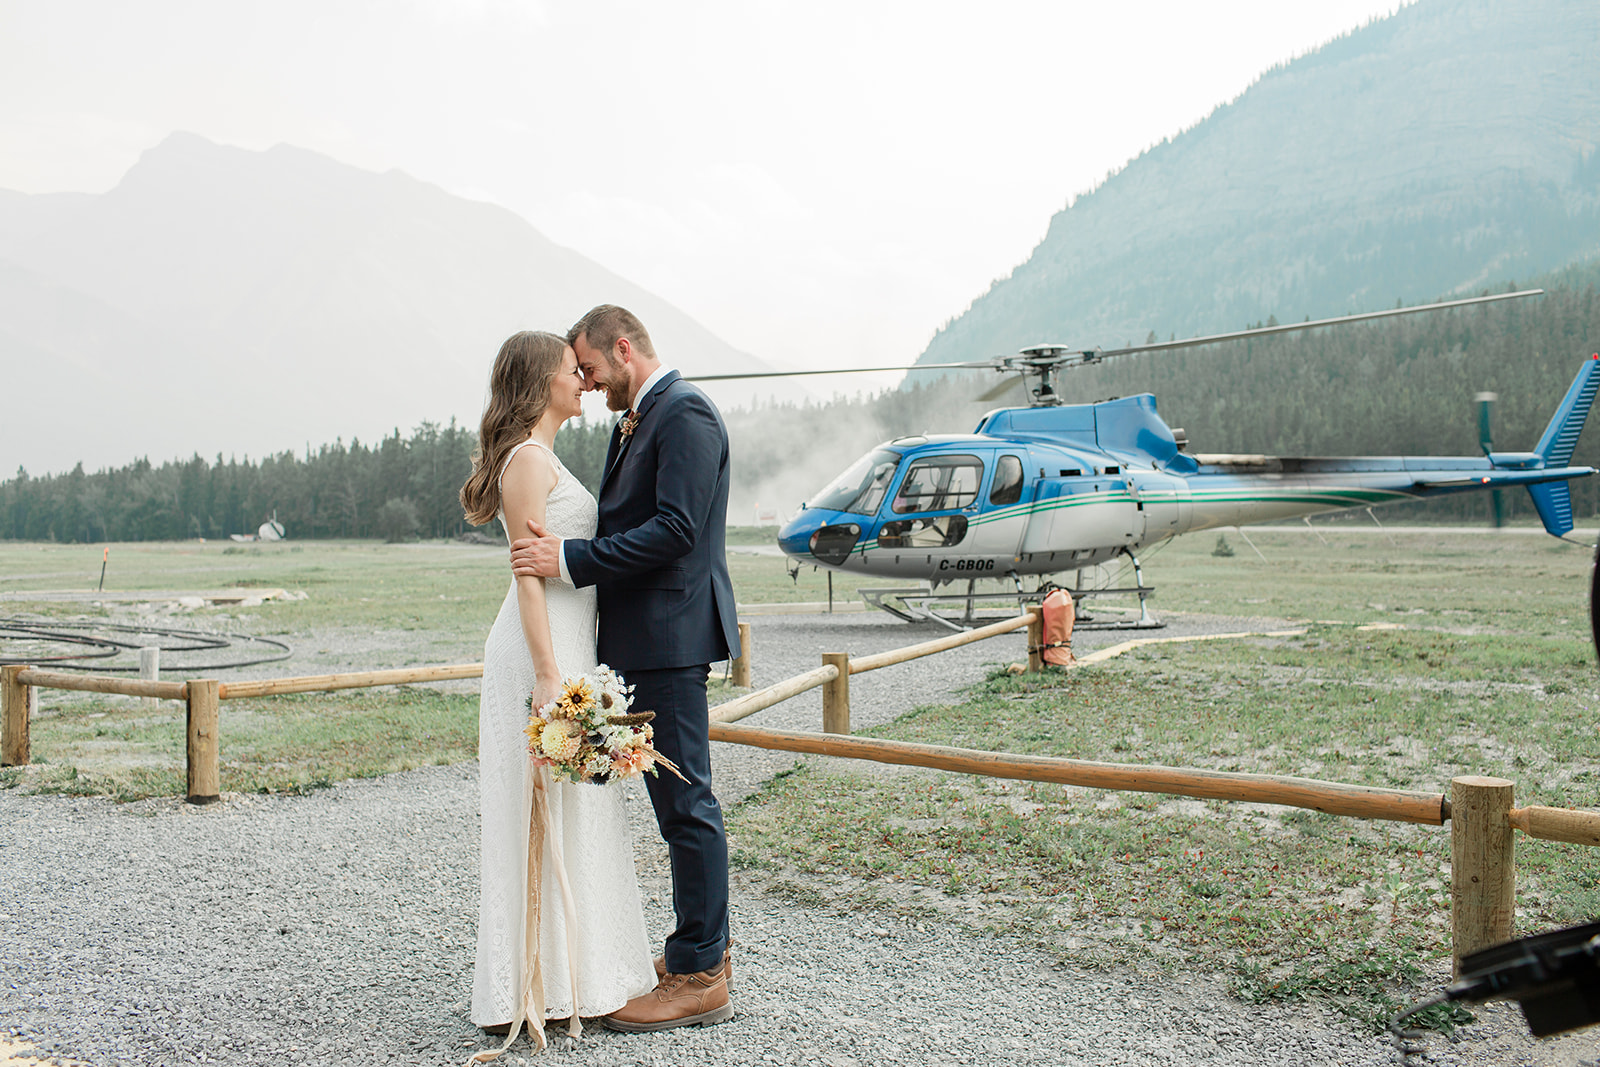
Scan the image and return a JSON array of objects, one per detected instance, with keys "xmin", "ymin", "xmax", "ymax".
[{"xmin": 510, "ymin": 520, "xmax": 563, "ymax": 579}]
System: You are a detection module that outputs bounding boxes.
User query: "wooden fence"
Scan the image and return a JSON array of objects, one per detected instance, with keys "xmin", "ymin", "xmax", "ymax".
[{"xmin": 5, "ymin": 611, "xmax": 1599, "ymax": 969}]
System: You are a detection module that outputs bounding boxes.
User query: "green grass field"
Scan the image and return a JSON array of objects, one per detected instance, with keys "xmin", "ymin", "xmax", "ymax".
[
  {"xmin": 0, "ymin": 530, "xmax": 844, "ymax": 630},
  {"xmin": 3, "ymin": 525, "xmax": 1597, "ymax": 1028}
]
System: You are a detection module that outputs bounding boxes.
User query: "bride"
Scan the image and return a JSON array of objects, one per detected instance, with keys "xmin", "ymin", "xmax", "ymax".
[{"xmin": 459, "ymin": 331, "xmax": 656, "ymax": 1051}]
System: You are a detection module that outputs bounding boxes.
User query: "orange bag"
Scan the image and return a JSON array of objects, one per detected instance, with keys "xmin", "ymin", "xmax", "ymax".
[{"xmin": 1041, "ymin": 588, "xmax": 1076, "ymax": 666}]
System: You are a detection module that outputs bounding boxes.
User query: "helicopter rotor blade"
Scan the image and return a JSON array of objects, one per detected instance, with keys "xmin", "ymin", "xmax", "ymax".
[
  {"xmin": 685, "ymin": 361, "xmax": 999, "ymax": 383},
  {"xmin": 1093, "ymin": 289, "xmax": 1544, "ymax": 360},
  {"xmin": 682, "ymin": 289, "xmax": 1543, "ymax": 402},
  {"xmin": 978, "ymin": 374, "xmax": 1028, "ymax": 402}
]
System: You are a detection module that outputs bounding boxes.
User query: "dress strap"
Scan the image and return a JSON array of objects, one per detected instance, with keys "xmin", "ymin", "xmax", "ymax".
[
  {"xmin": 497, "ymin": 438, "xmax": 560, "ymax": 494},
  {"xmin": 521, "ymin": 439, "xmax": 557, "ymax": 459}
]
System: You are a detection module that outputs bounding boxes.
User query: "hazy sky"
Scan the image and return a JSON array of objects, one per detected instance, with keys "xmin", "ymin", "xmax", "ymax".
[{"xmin": 1, "ymin": 0, "xmax": 1405, "ymax": 382}]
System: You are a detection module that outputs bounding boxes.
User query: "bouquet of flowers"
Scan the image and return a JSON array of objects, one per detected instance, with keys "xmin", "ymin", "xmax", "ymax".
[{"xmin": 524, "ymin": 664, "xmax": 684, "ymax": 784}]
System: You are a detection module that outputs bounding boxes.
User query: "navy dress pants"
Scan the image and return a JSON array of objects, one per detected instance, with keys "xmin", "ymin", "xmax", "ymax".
[{"xmin": 627, "ymin": 664, "xmax": 730, "ymax": 974}]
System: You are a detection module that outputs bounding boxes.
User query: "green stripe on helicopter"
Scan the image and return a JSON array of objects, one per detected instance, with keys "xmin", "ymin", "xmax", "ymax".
[
  {"xmin": 850, "ymin": 484, "xmax": 1413, "ymax": 555},
  {"xmin": 855, "ymin": 490, "xmax": 1136, "ymax": 551},
  {"xmin": 1183, "ymin": 488, "xmax": 1410, "ymax": 507}
]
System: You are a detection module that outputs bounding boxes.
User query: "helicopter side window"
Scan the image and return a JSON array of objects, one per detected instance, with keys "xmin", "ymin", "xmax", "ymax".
[
  {"xmin": 892, "ymin": 455, "xmax": 984, "ymax": 514},
  {"xmin": 879, "ymin": 515, "xmax": 968, "ymax": 548},
  {"xmin": 989, "ymin": 455, "xmax": 1023, "ymax": 506}
]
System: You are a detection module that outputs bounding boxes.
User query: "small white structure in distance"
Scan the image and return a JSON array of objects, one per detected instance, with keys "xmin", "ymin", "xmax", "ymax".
[{"xmin": 228, "ymin": 516, "xmax": 287, "ymax": 542}]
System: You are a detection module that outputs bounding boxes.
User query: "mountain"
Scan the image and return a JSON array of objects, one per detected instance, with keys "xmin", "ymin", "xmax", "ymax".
[
  {"xmin": 0, "ymin": 133, "xmax": 778, "ymax": 477},
  {"xmin": 917, "ymin": 0, "xmax": 1600, "ymax": 368}
]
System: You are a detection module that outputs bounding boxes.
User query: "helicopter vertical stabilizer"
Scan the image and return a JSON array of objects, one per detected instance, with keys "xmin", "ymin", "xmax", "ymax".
[
  {"xmin": 1534, "ymin": 356, "xmax": 1600, "ymax": 467},
  {"xmin": 1525, "ymin": 355, "xmax": 1600, "ymax": 537},
  {"xmin": 1527, "ymin": 481, "xmax": 1574, "ymax": 537}
]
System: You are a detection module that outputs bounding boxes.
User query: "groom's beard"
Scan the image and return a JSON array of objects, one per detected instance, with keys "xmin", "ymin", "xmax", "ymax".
[
  {"xmin": 595, "ymin": 361, "xmax": 630, "ymax": 411},
  {"xmin": 602, "ymin": 378, "xmax": 629, "ymax": 411}
]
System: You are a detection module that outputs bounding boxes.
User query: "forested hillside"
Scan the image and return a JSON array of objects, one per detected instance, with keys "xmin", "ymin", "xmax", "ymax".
[
  {"xmin": 919, "ymin": 0, "xmax": 1600, "ymax": 370},
  {"xmin": 0, "ymin": 419, "xmax": 612, "ymax": 544}
]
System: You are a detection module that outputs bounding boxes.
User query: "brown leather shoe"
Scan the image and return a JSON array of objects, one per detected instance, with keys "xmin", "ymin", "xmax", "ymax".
[
  {"xmin": 603, "ymin": 965, "xmax": 732, "ymax": 1032},
  {"xmin": 654, "ymin": 948, "xmax": 733, "ymax": 993}
]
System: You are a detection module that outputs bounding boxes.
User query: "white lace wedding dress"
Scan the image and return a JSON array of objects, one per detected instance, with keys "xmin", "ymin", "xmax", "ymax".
[{"xmin": 471, "ymin": 439, "xmax": 656, "ymax": 1027}]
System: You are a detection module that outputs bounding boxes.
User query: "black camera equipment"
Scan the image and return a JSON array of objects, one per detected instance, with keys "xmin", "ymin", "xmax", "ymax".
[{"xmin": 1392, "ymin": 920, "xmax": 1600, "ymax": 1039}]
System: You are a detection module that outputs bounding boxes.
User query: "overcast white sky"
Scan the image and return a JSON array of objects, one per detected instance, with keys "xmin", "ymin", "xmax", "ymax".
[{"xmin": 0, "ymin": 0, "xmax": 1405, "ymax": 380}]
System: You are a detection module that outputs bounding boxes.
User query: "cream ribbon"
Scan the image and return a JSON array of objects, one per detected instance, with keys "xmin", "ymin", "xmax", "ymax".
[{"xmin": 469, "ymin": 767, "xmax": 584, "ymax": 1063}]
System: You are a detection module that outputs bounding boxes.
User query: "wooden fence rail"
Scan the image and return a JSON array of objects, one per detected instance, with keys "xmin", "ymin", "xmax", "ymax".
[
  {"xmin": 1509, "ymin": 804, "xmax": 1600, "ymax": 846},
  {"xmin": 219, "ymin": 664, "xmax": 484, "ymax": 700},
  {"xmin": 710, "ymin": 664, "xmax": 839, "ymax": 725},
  {"xmin": 705, "ymin": 722, "xmax": 1449, "ymax": 824},
  {"xmin": 847, "ymin": 612, "xmax": 1037, "ymax": 673},
  {"xmin": 16, "ymin": 668, "xmax": 187, "ymax": 701}
]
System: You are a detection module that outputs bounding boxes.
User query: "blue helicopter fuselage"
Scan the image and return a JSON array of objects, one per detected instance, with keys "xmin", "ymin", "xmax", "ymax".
[{"xmin": 778, "ymin": 358, "xmax": 1600, "ymax": 583}]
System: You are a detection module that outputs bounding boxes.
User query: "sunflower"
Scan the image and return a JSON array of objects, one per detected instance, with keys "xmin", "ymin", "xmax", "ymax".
[{"xmin": 557, "ymin": 677, "xmax": 594, "ymax": 712}]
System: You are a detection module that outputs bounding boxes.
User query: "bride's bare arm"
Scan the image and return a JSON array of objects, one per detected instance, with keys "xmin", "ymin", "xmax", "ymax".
[{"xmin": 500, "ymin": 447, "xmax": 562, "ymax": 711}]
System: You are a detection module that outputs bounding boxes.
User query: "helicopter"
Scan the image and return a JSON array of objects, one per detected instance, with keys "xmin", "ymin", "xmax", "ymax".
[{"xmin": 690, "ymin": 289, "xmax": 1600, "ymax": 629}]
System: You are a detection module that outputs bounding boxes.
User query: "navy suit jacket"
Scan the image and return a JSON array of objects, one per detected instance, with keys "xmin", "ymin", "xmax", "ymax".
[{"xmin": 565, "ymin": 371, "xmax": 741, "ymax": 671}]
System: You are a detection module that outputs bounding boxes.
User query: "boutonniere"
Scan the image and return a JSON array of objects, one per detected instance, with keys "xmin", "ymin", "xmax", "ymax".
[{"xmin": 619, "ymin": 410, "xmax": 641, "ymax": 437}]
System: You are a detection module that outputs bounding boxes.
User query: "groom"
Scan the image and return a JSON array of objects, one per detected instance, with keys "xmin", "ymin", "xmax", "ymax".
[{"xmin": 510, "ymin": 304, "xmax": 739, "ymax": 1031}]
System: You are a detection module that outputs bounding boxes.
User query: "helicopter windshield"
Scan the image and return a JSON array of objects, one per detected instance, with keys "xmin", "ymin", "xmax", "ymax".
[{"xmin": 808, "ymin": 449, "xmax": 901, "ymax": 515}]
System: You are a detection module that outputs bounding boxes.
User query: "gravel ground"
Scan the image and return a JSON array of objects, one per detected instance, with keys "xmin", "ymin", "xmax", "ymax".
[{"xmin": 4, "ymin": 608, "xmax": 1599, "ymax": 1066}]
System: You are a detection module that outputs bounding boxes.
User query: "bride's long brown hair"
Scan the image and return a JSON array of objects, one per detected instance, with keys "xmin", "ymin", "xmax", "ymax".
[{"xmin": 460, "ymin": 331, "xmax": 568, "ymax": 526}]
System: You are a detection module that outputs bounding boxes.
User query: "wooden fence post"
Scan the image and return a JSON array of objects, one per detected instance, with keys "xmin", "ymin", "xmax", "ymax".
[
  {"xmin": 731, "ymin": 622, "xmax": 752, "ymax": 688},
  {"xmin": 821, "ymin": 653, "xmax": 850, "ymax": 735},
  {"xmin": 1451, "ymin": 775, "xmax": 1515, "ymax": 971},
  {"xmin": 139, "ymin": 646, "xmax": 161, "ymax": 709},
  {"xmin": 186, "ymin": 679, "xmax": 221, "ymax": 804},
  {"xmin": 2, "ymin": 665, "xmax": 33, "ymax": 766},
  {"xmin": 1026, "ymin": 613, "xmax": 1045, "ymax": 673}
]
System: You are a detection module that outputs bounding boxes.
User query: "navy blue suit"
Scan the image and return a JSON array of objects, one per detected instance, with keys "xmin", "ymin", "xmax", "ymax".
[{"xmin": 564, "ymin": 370, "xmax": 738, "ymax": 973}]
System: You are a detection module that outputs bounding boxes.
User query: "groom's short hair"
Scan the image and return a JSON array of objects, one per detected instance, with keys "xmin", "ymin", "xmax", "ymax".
[{"xmin": 568, "ymin": 305, "xmax": 656, "ymax": 362}]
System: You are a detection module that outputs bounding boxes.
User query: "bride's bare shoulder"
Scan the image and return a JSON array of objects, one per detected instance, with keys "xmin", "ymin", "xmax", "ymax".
[{"xmin": 501, "ymin": 444, "xmax": 559, "ymax": 513}]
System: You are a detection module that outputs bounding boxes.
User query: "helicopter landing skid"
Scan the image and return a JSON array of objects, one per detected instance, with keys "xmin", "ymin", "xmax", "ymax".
[{"xmin": 858, "ymin": 584, "xmax": 1164, "ymax": 633}]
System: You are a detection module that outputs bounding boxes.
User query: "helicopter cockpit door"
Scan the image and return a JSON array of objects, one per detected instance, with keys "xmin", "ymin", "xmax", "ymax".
[
  {"xmin": 874, "ymin": 453, "xmax": 988, "ymax": 575},
  {"xmin": 962, "ymin": 452, "xmax": 1029, "ymax": 563}
]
